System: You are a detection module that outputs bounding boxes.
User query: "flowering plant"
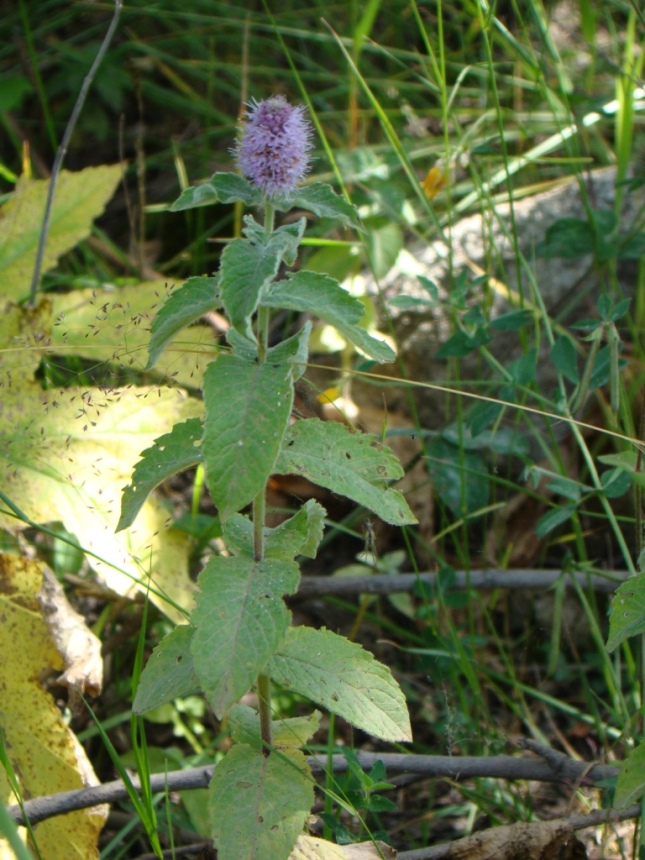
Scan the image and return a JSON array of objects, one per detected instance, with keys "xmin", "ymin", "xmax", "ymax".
[{"xmin": 119, "ymin": 96, "xmax": 415, "ymax": 860}]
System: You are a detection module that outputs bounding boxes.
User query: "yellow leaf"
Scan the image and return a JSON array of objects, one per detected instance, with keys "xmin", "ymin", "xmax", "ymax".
[
  {"xmin": 421, "ymin": 164, "xmax": 448, "ymax": 201},
  {"xmin": 0, "ymin": 166, "xmax": 122, "ymax": 301},
  {"xmin": 0, "ymin": 554, "xmax": 108, "ymax": 859}
]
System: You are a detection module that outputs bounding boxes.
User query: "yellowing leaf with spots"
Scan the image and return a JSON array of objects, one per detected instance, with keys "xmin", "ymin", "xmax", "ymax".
[
  {"xmin": 0, "ymin": 166, "xmax": 122, "ymax": 302},
  {"xmin": 0, "ymin": 554, "xmax": 107, "ymax": 859}
]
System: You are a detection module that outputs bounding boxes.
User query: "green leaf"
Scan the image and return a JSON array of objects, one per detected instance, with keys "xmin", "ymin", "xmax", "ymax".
[
  {"xmin": 133, "ymin": 625, "xmax": 199, "ymax": 714},
  {"xmin": 0, "ymin": 166, "xmax": 121, "ymax": 301},
  {"xmin": 600, "ymin": 467, "xmax": 632, "ymax": 498},
  {"xmin": 220, "ymin": 218, "xmax": 305, "ymax": 338},
  {"xmin": 228, "ymin": 704, "xmax": 321, "ymax": 751},
  {"xmin": 263, "ymin": 271, "xmax": 394, "ymax": 363},
  {"xmin": 223, "ymin": 500, "xmax": 327, "ymax": 561},
  {"xmin": 209, "ymin": 744, "xmax": 313, "ymax": 860},
  {"xmin": 551, "ymin": 337, "xmax": 579, "ymax": 384},
  {"xmin": 268, "ymin": 627, "xmax": 412, "ymax": 742},
  {"xmin": 436, "ymin": 327, "xmax": 490, "ymax": 358},
  {"xmin": 614, "ymin": 739, "xmax": 645, "ymax": 807},
  {"xmin": 424, "ymin": 437, "xmax": 489, "ymax": 518},
  {"xmin": 534, "ymin": 504, "xmax": 577, "ymax": 539},
  {"xmin": 147, "ymin": 277, "xmax": 221, "ymax": 370},
  {"xmin": 607, "ymin": 573, "xmax": 645, "ymax": 652},
  {"xmin": 170, "ymin": 173, "xmax": 262, "ymax": 211},
  {"xmin": 191, "ymin": 556, "xmax": 299, "ymax": 717},
  {"xmin": 364, "ymin": 217, "xmax": 403, "ymax": 280},
  {"xmin": 489, "ymin": 310, "xmax": 533, "ymax": 331},
  {"xmin": 267, "ymin": 321, "xmax": 311, "ymax": 379},
  {"xmin": 545, "ymin": 475, "xmax": 584, "ymax": 502},
  {"xmin": 203, "ymin": 355, "xmax": 293, "ymax": 518},
  {"xmin": 274, "ymin": 182, "xmax": 363, "ymax": 232},
  {"xmin": 118, "ymin": 417, "xmax": 204, "ymax": 531},
  {"xmin": 275, "ymin": 419, "xmax": 417, "ymax": 526}
]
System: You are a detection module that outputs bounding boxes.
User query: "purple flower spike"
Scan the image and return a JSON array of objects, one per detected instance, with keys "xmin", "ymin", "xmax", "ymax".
[{"xmin": 235, "ymin": 95, "xmax": 313, "ymax": 197}]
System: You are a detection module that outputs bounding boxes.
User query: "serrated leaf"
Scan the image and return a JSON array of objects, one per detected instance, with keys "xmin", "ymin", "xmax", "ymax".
[
  {"xmin": 607, "ymin": 573, "xmax": 645, "ymax": 652},
  {"xmin": 273, "ymin": 182, "xmax": 362, "ymax": 232},
  {"xmin": 269, "ymin": 627, "xmax": 411, "ymax": 742},
  {"xmin": 614, "ymin": 739, "xmax": 645, "ymax": 807},
  {"xmin": 221, "ymin": 218, "xmax": 305, "ymax": 338},
  {"xmin": 133, "ymin": 625, "xmax": 199, "ymax": 713},
  {"xmin": 228, "ymin": 704, "xmax": 321, "ymax": 750},
  {"xmin": 263, "ymin": 272, "xmax": 394, "ymax": 363},
  {"xmin": 275, "ymin": 419, "xmax": 416, "ymax": 526},
  {"xmin": 223, "ymin": 500, "xmax": 326, "ymax": 561},
  {"xmin": 147, "ymin": 277, "xmax": 220, "ymax": 369},
  {"xmin": 118, "ymin": 417, "xmax": 204, "ymax": 532},
  {"xmin": 209, "ymin": 744, "xmax": 312, "ymax": 860},
  {"xmin": 170, "ymin": 173, "xmax": 262, "ymax": 210},
  {"xmin": 191, "ymin": 556, "xmax": 299, "ymax": 717},
  {"xmin": 0, "ymin": 166, "xmax": 121, "ymax": 301},
  {"xmin": 203, "ymin": 355, "xmax": 293, "ymax": 518}
]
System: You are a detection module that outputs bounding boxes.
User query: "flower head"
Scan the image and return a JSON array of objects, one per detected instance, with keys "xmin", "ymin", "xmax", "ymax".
[{"xmin": 235, "ymin": 95, "xmax": 313, "ymax": 197}]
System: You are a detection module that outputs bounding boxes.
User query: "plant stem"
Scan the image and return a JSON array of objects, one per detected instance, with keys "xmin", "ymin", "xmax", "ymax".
[{"xmin": 254, "ymin": 197, "xmax": 276, "ymax": 755}]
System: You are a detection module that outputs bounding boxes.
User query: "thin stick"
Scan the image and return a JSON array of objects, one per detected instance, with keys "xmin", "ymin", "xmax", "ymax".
[{"xmin": 28, "ymin": 0, "xmax": 123, "ymax": 306}]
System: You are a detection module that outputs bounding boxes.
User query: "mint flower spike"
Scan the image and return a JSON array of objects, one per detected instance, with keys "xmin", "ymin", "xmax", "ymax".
[{"xmin": 235, "ymin": 95, "xmax": 314, "ymax": 197}]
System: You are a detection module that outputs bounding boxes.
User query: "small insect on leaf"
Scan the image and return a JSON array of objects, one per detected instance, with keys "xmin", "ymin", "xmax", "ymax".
[{"xmin": 422, "ymin": 164, "xmax": 448, "ymax": 201}]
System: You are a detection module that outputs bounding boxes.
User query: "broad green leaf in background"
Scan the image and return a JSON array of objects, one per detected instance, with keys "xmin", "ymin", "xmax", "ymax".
[
  {"xmin": 263, "ymin": 271, "xmax": 395, "ymax": 363},
  {"xmin": 424, "ymin": 437, "xmax": 489, "ymax": 518},
  {"xmin": 0, "ymin": 166, "xmax": 121, "ymax": 301},
  {"xmin": 146, "ymin": 276, "xmax": 221, "ymax": 370},
  {"xmin": 220, "ymin": 218, "xmax": 305, "ymax": 339},
  {"xmin": 228, "ymin": 704, "xmax": 321, "ymax": 751},
  {"xmin": 118, "ymin": 417, "xmax": 204, "ymax": 532},
  {"xmin": 0, "ymin": 381, "xmax": 200, "ymax": 621},
  {"xmin": 614, "ymin": 739, "xmax": 645, "ymax": 807},
  {"xmin": 203, "ymin": 355, "xmax": 293, "ymax": 518},
  {"xmin": 273, "ymin": 182, "xmax": 363, "ymax": 232},
  {"xmin": 268, "ymin": 627, "xmax": 412, "ymax": 742},
  {"xmin": 551, "ymin": 336, "xmax": 579, "ymax": 384},
  {"xmin": 607, "ymin": 573, "xmax": 645, "ymax": 652},
  {"xmin": 275, "ymin": 419, "xmax": 416, "ymax": 526},
  {"xmin": 598, "ymin": 451, "xmax": 645, "ymax": 491},
  {"xmin": 132, "ymin": 624, "xmax": 199, "ymax": 714},
  {"xmin": 191, "ymin": 556, "xmax": 299, "ymax": 718},
  {"xmin": 209, "ymin": 744, "xmax": 313, "ymax": 860},
  {"xmin": 0, "ymin": 555, "xmax": 107, "ymax": 859},
  {"xmin": 51, "ymin": 282, "xmax": 218, "ymax": 390},
  {"xmin": 0, "ymin": 299, "xmax": 53, "ymax": 386},
  {"xmin": 170, "ymin": 172, "xmax": 263, "ymax": 211},
  {"xmin": 222, "ymin": 500, "xmax": 326, "ymax": 561}
]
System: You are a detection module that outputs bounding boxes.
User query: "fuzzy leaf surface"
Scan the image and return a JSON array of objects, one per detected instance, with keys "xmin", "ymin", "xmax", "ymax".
[
  {"xmin": 118, "ymin": 417, "xmax": 204, "ymax": 531},
  {"xmin": 203, "ymin": 355, "xmax": 293, "ymax": 518},
  {"xmin": 209, "ymin": 744, "xmax": 312, "ymax": 860},
  {"xmin": 273, "ymin": 183, "xmax": 362, "ymax": 232},
  {"xmin": 0, "ymin": 166, "xmax": 121, "ymax": 301},
  {"xmin": 170, "ymin": 173, "xmax": 262, "ymax": 210},
  {"xmin": 223, "ymin": 500, "xmax": 326, "ymax": 561},
  {"xmin": 191, "ymin": 556, "xmax": 299, "ymax": 717},
  {"xmin": 263, "ymin": 272, "xmax": 394, "ymax": 363},
  {"xmin": 228, "ymin": 704, "xmax": 321, "ymax": 751},
  {"xmin": 268, "ymin": 627, "xmax": 412, "ymax": 742},
  {"xmin": 615, "ymin": 739, "xmax": 645, "ymax": 807},
  {"xmin": 220, "ymin": 218, "xmax": 305, "ymax": 338},
  {"xmin": 133, "ymin": 625, "xmax": 199, "ymax": 714},
  {"xmin": 607, "ymin": 573, "xmax": 645, "ymax": 651},
  {"xmin": 147, "ymin": 277, "xmax": 220, "ymax": 369},
  {"xmin": 275, "ymin": 419, "xmax": 416, "ymax": 525}
]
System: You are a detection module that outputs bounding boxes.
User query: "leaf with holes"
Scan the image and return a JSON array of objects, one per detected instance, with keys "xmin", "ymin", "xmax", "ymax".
[
  {"xmin": 209, "ymin": 744, "xmax": 313, "ymax": 860},
  {"xmin": 191, "ymin": 556, "xmax": 299, "ymax": 717},
  {"xmin": 133, "ymin": 625, "xmax": 199, "ymax": 713},
  {"xmin": 275, "ymin": 419, "xmax": 416, "ymax": 526},
  {"xmin": 118, "ymin": 417, "xmax": 204, "ymax": 532},
  {"xmin": 268, "ymin": 627, "xmax": 412, "ymax": 742},
  {"xmin": 607, "ymin": 573, "xmax": 645, "ymax": 652}
]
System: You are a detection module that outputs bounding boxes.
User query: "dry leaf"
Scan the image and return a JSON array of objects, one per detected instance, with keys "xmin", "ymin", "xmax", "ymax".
[
  {"xmin": 446, "ymin": 819, "xmax": 574, "ymax": 860},
  {"xmin": 37, "ymin": 565, "xmax": 103, "ymax": 696},
  {"xmin": 291, "ymin": 834, "xmax": 397, "ymax": 859}
]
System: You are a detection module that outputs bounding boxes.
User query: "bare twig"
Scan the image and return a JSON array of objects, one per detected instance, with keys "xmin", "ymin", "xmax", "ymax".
[
  {"xmin": 28, "ymin": 0, "xmax": 123, "ymax": 306},
  {"xmin": 7, "ymin": 749, "xmax": 620, "ymax": 826},
  {"xmin": 294, "ymin": 568, "xmax": 629, "ymax": 599}
]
